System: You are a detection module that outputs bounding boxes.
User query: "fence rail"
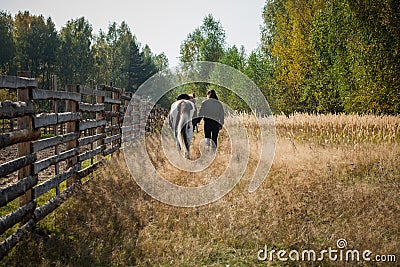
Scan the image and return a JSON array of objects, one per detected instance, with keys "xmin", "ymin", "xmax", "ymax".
[{"xmin": 0, "ymin": 75, "xmax": 168, "ymax": 259}]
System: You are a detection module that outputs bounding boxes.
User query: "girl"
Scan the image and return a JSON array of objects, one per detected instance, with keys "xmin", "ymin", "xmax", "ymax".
[{"xmin": 197, "ymin": 89, "xmax": 224, "ymax": 149}]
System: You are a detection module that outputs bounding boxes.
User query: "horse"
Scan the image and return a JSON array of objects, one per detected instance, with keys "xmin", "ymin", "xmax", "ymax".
[{"xmin": 168, "ymin": 99, "xmax": 196, "ymax": 159}]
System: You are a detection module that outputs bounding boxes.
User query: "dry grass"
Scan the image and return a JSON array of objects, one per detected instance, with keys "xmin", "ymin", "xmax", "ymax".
[
  {"xmin": 274, "ymin": 113, "xmax": 400, "ymax": 144},
  {"xmin": 2, "ymin": 114, "xmax": 399, "ymax": 266}
]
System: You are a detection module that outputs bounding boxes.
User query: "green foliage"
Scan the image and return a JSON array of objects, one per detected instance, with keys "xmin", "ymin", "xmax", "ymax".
[
  {"xmin": 40, "ymin": 133, "xmax": 54, "ymax": 139},
  {"xmin": 244, "ymin": 49, "xmax": 277, "ymax": 113},
  {"xmin": 92, "ymin": 22, "xmax": 162, "ymax": 92},
  {"xmin": 262, "ymin": 0, "xmax": 400, "ymax": 114},
  {"xmin": 219, "ymin": 45, "xmax": 246, "ymax": 71},
  {"xmin": 2, "ymin": 3, "xmax": 398, "ymax": 114},
  {"xmin": 11, "ymin": 11, "xmax": 59, "ymax": 89},
  {"xmin": 0, "ymin": 11, "xmax": 14, "ymax": 75},
  {"xmin": 58, "ymin": 17, "xmax": 94, "ymax": 86},
  {"xmin": 0, "ymin": 89, "xmax": 16, "ymax": 101},
  {"xmin": 306, "ymin": 0, "xmax": 349, "ymax": 113},
  {"xmin": 179, "ymin": 15, "xmax": 273, "ymax": 113},
  {"xmin": 0, "ymin": 13, "xmax": 166, "ymax": 93},
  {"xmin": 179, "ymin": 14, "xmax": 226, "ymax": 63}
]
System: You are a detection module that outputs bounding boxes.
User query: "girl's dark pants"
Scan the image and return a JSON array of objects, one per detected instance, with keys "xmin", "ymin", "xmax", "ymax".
[{"xmin": 204, "ymin": 119, "xmax": 221, "ymax": 147}]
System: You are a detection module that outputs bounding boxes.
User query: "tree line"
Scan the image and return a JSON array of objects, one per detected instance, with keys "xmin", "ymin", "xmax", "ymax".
[
  {"xmin": 263, "ymin": 0, "xmax": 399, "ymax": 114},
  {"xmin": 0, "ymin": 10, "xmax": 168, "ymax": 92},
  {"xmin": 178, "ymin": 1, "xmax": 399, "ymax": 115},
  {"xmin": 1, "ymin": 2, "xmax": 399, "ymax": 114},
  {"xmin": 178, "ymin": 14, "xmax": 274, "ymax": 112}
]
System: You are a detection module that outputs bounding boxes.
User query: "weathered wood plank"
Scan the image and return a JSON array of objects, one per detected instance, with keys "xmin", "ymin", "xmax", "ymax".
[
  {"xmin": 33, "ymin": 182, "xmax": 80, "ymax": 222},
  {"xmin": 33, "ymin": 112, "xmax": 82, "ymax": 128},
  {"xmin": 103, "ymin": 144, "xmax": 120, "ymax": 157},
  {"xmin": 0, "ymin": 176, "xmax": 38, "ymax": 207},
  {"xmin": 79, "ymin": 86, "xmax": 106, "ymax": 97},
  {"xmin": 33, "ymin": 148, "xmax": 79, "ymax": 174},
  {"xmin": 104, "ymin": 134, "xmax": 121, "ymax": 145},
  {"xmin": 0, "ymin": 129, "xmax": 40, "ymax": 150},
  {"xmin": 98, "ymin": 84, "xmax": 122, "ymax": 93},
  {"xmin": 103, "ymin": 111, "xmax": 121, "ymax": 118},
  {"xmin": 57, "ymin": 112, "xmax": 82, "ymax": 124},
  {"xmin": 78, "ymin": 133, "xmax": 105, "ymax": 146},
  {"xmin": 32, "ymin": 132, "xmax": 80, "ymax": 153},
  {"xmin": 0, "ymin": 218, "xmax": 35, "ymax": 259},
  {"xmin": 33, "ymin": 113, "xmax": 57, "ymax": 128},
  {"xmin": 0, "ymin": 201, "xmax": 36, "ymax": 235},
  {"xmin": 0, "ymin": 154, "xmax": 36, "ymax": 178},
  {"xmin": 105, "ymin": 125, "xmax": 120, "ymax": 133},
  {"xmin": 79, "ymin": 103, "xmax": 105, "ymax": 112},
  {"xmin": 0, "ymin": 75, "xmax": 37, "ymax": 89},
  {"xmin": 77, "ymin": 161, "xmax": 100, "ymax": 179},
  {"xmin": 33, "ymin": 165, "xmax": 79, "ymax": 199},
  {"xmin": 79, "ymin": 119, "xmax": 106, "ymax": 131},
  {"xmin": 121, "ymin": 94, "xmax": 131, "ymax": 101},
  {"xmin": 31, "ymin": 89, "xmax": 81, "ymax": 101},
  {"xmin": 103, "ymin": 96, "xmax": 121, "ymax": 105},
  {"xmin": 78, "ymin": 145, "xmax": 105, "ymax": 162},
  {"xmin": 0, "ymin": 101, "xmax": 36, "ymax": 119}
]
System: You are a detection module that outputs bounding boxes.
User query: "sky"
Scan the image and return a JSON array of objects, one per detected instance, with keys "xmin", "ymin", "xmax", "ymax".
[{"xmin": 1, "ymin": 0, "xmax": 266, "ymax": 67}]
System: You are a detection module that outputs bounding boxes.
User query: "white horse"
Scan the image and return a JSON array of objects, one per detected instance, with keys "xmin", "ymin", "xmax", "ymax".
[{"xmin": 168, "ymin": 99, "xmax": 196, "ymax": 159}]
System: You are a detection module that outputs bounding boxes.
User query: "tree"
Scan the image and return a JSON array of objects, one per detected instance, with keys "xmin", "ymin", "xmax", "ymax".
[
  {"xmin": 219, "ymin": 45, "xmax": 246, "ymax": 71},
  {"xmin": 41, "ymin": 17, "xmax": 59, "ymax": 89},
  {"xmin": 12, "ymin": 11, "xmax": 59, "ymax": 88},
  {"xmin": 13, "ymin": 11, "xmax": 31, "ymax": 72},
  {"xmin": 346, "ymin": 0, "xmax": 400, "ymax": 114},
  {"xmin": 93, "ymin": 30, "xmax": 110, "ymax": 85},
  {"xmin": 153, "ymin": 52, "xmax": 169, "ymax": 71},
  {"xmin": 126, "ymin": 39, "xmax": 145, "ymax": 92},
  {"xmin": 58, "ymin": 17, "xmax": 94, "ymax": 86},
  {"xmin": 92, "ymin": 21, "xmax": 162, "ymax": 92},
  {"xmin": 179, "ymin": 14, "xmax": 226, "ymax": 62},
  {"xmin": 306, "ymin": 0, "xmax": 350, "ymax": 113},
  {"xmin": 245, "ymin": 48, "xmax": 277, "ymax": 113},
  {"xmin": 263, "ymin": 0, "xmax": 400, "ymax": 114},
  {"xmin": 0, "ymin": 10, "xmax": 15, "ymax": 74},
  {"xmin": 264, "ymin": 0, "xmax": 324, "ymax": 114}
]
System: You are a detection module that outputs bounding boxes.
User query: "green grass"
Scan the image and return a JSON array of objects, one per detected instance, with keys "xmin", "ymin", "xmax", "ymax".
[{"xmin": 40, "ymin": 133, "xmax": 55, "ymax": 139}]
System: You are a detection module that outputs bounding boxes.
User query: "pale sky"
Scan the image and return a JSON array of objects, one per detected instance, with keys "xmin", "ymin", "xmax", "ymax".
[{"xmin": 1, "ymin": 0, "xmax": 265, "ymax": 66}]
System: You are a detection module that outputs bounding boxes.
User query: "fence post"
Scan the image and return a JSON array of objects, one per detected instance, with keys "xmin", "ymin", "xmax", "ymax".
[
  {"xmin": 139, "ymin": 97, "xmax": 147, "ymax": 136},
  {"xmin": 65, "ymin": 85, "xmax": 79, "ymax": 187},
  {"xmin": 147, "ymin": 101, "xmax": 153, "ymax": 132},
  {"xmin": 112, "ymin": 87, "xmax": 120, "ymax": 157},
  {"xmin": 52, "ymin": 75, "xmax": 60, "ymax": 195},
  {"xmin": 17, "ymin": 85, "xmax": 35, "ymax": 209},
  {"xmin": 89, "ymin": 80, "xmax": 95, "ymax": 166},
  {"xmin": 122, "ymin": 92, "xmax": 132, "ymax": 142},
  {"xmin": 132, "ymin": 96, "xmax": 140, "ymax": 138},
  {"xmin": 96, "ymin": 85, "xmax": 105, "ymax": 162}
]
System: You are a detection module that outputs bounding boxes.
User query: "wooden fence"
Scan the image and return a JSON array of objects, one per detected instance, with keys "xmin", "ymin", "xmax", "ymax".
[{"xmin": 0, "ymin": 75, "xmax": 167, "ymax": 259}]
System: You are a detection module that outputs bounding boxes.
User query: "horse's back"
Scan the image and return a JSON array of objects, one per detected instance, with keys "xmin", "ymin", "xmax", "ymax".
[{"xmin": 169, "ymin": 100, "xmax": 196, "ymax": 158}]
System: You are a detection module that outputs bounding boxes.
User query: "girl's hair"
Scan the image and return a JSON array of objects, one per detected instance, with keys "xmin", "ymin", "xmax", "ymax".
[{"xmin": 207, "ymin": 89, "xmax": 218, "ymax": 100}]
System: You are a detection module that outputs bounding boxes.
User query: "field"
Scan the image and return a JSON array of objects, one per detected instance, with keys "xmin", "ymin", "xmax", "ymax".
[{"xmin": 2, "ymin": 113, "xmax": 400, "ymax": 266}]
